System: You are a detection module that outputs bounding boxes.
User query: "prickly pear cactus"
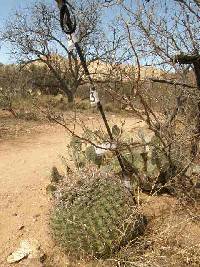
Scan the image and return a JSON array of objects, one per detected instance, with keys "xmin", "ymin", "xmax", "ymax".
[{"xmin": 52, "ymin": 177, "xmax": 147, "ymax": 258}]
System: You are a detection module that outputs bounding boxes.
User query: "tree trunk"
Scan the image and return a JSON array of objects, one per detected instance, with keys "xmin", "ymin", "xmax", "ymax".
[
  {"xmin": 193, "ymin": 60, "xmax": 200, "ymax": 133},
  {"xmin": 66, "ymin": 89, "xmax": 74, "ymax": 103},
  {"xmin": 194, "ymin": 60, "xmax": 200, "ymax": 90},
  {"xmin": 40, "ymin": 58, "xmax": 75, "ymax": 103},
  {"xmin": 174, "ymin": 53, "xmax": 200, "ymax": 149},
  {"xmin": 174, "ymin": 54, "xmax": 200, "ymax": 89}
]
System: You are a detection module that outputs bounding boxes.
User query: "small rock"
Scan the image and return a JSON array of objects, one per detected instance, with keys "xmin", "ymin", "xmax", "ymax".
[
  {"xmin": 18, "ymin": 225, "xmax": 25, "ymax": 231},
  {"xmin": 192, "ymin": 165, "xmax": 200, "ymax": 175},
  {"xmin": 7, "ymin": 248, "xmax": 29, "ymax": 264},
  {"xmin": 34, "ymin": 214, "xmax": 41, "ymax": 218},
  {"xmin": 33, "ymin": 214, "xmax": 41, "ymax": 222},
  {"xmin": 39, "ymin": 251, "xmax": 47, "ymax": 263},
  {"xmin": 7, "ymin": 239, "xmax": 41, "ymax": 264}
]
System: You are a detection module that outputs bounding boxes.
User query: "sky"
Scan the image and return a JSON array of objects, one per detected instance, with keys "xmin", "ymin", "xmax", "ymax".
[
  {"xmin": 0, "ymin": 0, "xmax": 187, "ymax": 65},
  {"xmin": 0, "ymin": 1, "xmax": 29, "ymax": 63},
  {"xmin": 0, "ymin": 0, "xmax": 117, "ymax": 64},
  {"xmin": 0, "ymin": 0, "xmax": 53, "ymax": 64}
]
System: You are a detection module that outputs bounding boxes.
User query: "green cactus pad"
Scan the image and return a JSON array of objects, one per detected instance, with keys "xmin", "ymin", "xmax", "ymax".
[
  {"xmin": 52, "ymin": 177, "xmax": 147, "ymax": 259},
  {"xmin": 112, "ymin": 125, "xmax": 121, "ymax": 137},
  {"xmin": 85, "ymin": 146, "xmax": 103, "ymax": 167}
]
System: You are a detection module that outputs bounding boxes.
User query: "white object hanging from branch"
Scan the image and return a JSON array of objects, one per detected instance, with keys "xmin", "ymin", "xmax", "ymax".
[
  {"xmin": 90, "ymin": 89, "xmax": 100, "ymax": 106},
  {"xmin": 67, "ymin": 27, "xmax": 80, "ymax": 52}
]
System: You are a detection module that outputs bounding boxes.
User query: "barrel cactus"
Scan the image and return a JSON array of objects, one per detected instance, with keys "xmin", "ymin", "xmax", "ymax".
[{"xmin": 52, "ymin": 176, "xmax": 147, "ymax": 259}]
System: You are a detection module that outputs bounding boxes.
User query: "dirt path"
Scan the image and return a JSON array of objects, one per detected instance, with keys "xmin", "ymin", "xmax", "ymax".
[
  {"xmin": 0, "ymin": 123, "xmax": 69, "ymax": 266},
  {"xmin": 1, "ymin": 114, "xmax": 199, "ymax": 267},
  {"xmin": 0, "ymin": 114, "xmax": 148, "ymax": 266}
]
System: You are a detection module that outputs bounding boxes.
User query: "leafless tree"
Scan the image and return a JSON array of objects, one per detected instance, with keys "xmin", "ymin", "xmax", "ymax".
[
  {"xmin": 0, "ymin": 1, "xmax": 110, "ymax": 102},
  {"xmin": 90, "ymin": 0, "xmax": 200, "ymax": 186},
  {"xmin": 0, "ymin": 64, "xmax": 31, "ymax": 117}
]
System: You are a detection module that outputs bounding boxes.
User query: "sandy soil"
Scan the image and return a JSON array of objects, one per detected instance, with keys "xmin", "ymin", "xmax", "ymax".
[
  {"xmin": 1, "ymin": 112, "xmax": 199, "ymax": 267},
  {"xmin": 0, "ymin": 122, "xmax": 69, "ymax": 266},
  {"xmin": 0, "ymin": 112, "xmax": 147, "ymax": 266}
]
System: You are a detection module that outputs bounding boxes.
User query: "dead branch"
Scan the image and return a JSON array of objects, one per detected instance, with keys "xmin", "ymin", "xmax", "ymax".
[{"xmin": 149, "ymin": 78, "xmax": 197, "ymax": 89}]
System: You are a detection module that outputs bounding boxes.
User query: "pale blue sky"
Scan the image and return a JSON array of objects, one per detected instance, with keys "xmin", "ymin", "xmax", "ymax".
[
  {"xmin": 0, "ymin": 0, "xmax": 54, "ymax": 63},
  {"xmin": 0, "ymin": 0, "xmax": 184, "ymax": 65},
  {"xmin": 0, "ymin": 0, "xmax": 118, "ymax": 64},
  {"xmin": 0, "ymin": 1, "xmax": 29, "ymax": 63}
]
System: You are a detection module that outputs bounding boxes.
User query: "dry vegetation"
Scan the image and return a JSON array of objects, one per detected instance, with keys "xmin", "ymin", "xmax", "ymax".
[
  {"xmin": 0, "ymin": 0, "xmax": 200, "ymax": 266},
  {"xmin": 46, "ymin": 171, "xmax": 200, "ymax": 267}
]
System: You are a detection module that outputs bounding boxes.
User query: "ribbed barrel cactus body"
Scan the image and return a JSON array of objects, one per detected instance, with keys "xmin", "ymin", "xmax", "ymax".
[{"xmin": 52, "ymin": 177, "xmax": 147, "ymax": 258}]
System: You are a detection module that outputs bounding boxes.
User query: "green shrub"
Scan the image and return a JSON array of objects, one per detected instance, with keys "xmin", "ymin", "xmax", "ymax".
[
  {"xmin": 104, "ymin": 103, "xmax": 119, "ymax": 113},
  {"xmin": 76, "ymin": 99, "xmax": 91, "ymax": 110}
]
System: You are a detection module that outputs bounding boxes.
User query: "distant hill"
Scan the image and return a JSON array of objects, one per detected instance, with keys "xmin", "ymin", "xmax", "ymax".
[{"xmin": 25, "ymin": 54, "xmax": 166, "ymax": 82}]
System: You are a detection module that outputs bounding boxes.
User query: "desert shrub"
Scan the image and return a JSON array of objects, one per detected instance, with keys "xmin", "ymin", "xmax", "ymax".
[
  {"xmin": 76, "ymin": 99, "xmax": 91, "ymax": 110},
  {"xmin": 11, "ymin": 95, "xmax": 43, "ymax": 121},
  {"xmin": 16, "ymin": 109, "xmax": 40, "ymax": 121},
  {"xmin": 104, "ymin": 103, "xmax": 120, "ymax": 113}
]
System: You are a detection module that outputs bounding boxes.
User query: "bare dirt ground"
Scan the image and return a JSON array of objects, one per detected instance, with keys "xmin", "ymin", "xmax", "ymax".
[
  {"xmin": 0, "ymin": 111, "xmax": 200, "ymax": 267},
  {"xmin": 0, "ymin": 111, "xmax": 144, "ymax": 266},
  {"xmin": 0, "ymin": 116, "xmax": 69, "ymax": 266}
]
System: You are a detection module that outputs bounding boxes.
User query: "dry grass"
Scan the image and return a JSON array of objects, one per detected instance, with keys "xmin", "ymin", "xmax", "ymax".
[
  {"xmin": 0, "ymin": 110, "xmax": 43, "ymax": 141},
  {"xmin": 115, "ymin": 194, "xmax": 200, "ymax": 267},
  {"xmin": 1, "ymin": 104, "xmax": 199, "ymax": 267},
  {"xmin": 47, "ymin": 164, "xmax": 200, "ymax": 267},
  {"xmin": 46, "ymin": 195, "xmax": 200, "ymax": 267}
]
